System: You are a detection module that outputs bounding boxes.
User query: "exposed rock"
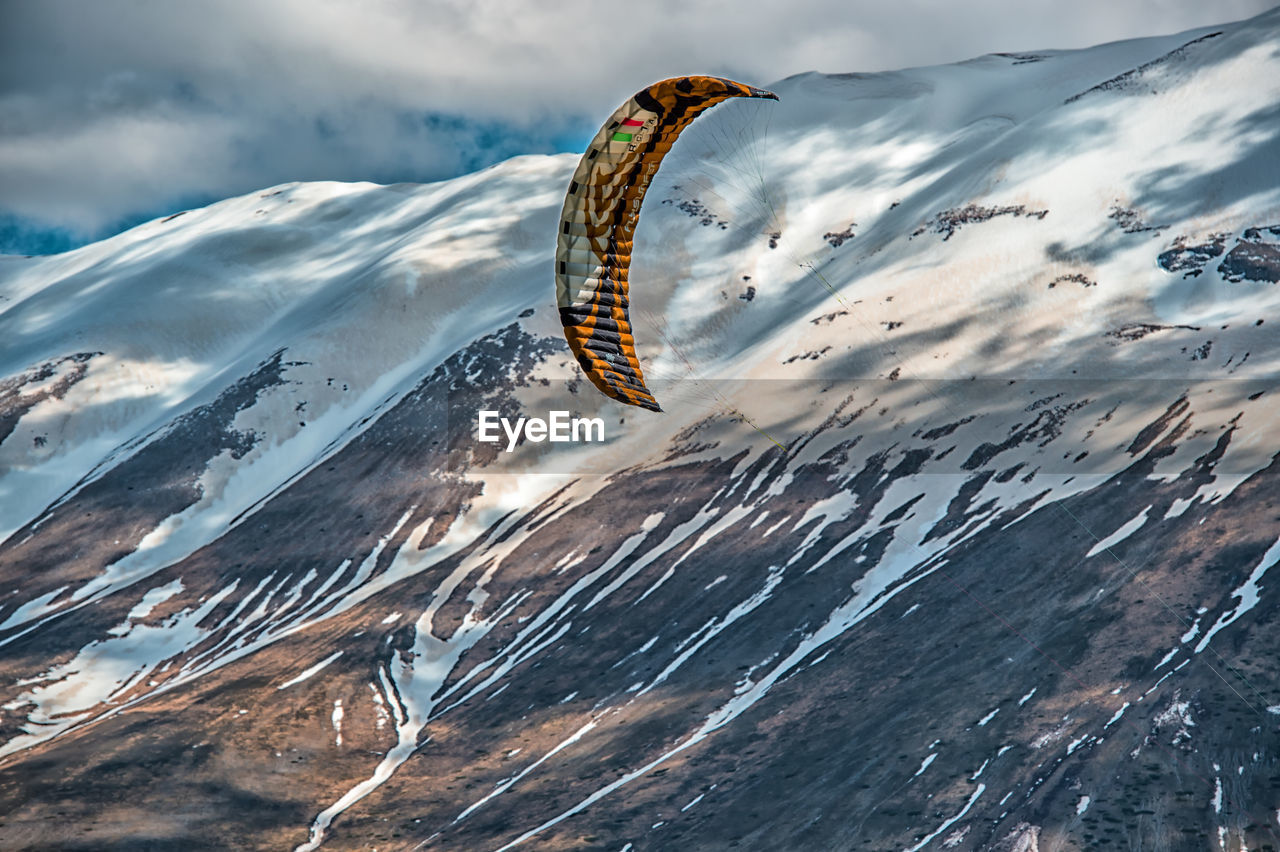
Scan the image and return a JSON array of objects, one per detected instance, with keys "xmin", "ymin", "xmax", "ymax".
[
  {"xmin": 1064, "ymin": 31, "xmax": 1222, "ymax": 103},
  {"xmin": 1104, "ymin": 322, "xmax": 1201, "ymax": 342},
  {"xmin": 1218, "ymin": 225, "xmax": 1280, "ymax": 283},
  {"xmin": 823, "ymin": 222, "xmax": 857, "ymax": 247},
  {"xmin": 914, "ymin": 204, "xmax": 1048, "ymax": 241},
  {"xmin": 1048, "ymin": 272, "xmax": 1096, "ymax": 288},
  {"xmin": 1158, "ymin": 233, "xmax": 1230, "ymax": 277}
]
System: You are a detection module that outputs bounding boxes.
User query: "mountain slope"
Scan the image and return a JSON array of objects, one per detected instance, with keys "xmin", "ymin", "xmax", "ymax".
[{"xmin": 2, "ymin": 9, "xmax": 1279, "ymax": 851}]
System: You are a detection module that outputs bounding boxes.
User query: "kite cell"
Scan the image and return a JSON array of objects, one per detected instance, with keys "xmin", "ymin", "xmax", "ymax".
[{"xmin": 555, "ymin": 76, "xmax": 779, "ymax": 412}]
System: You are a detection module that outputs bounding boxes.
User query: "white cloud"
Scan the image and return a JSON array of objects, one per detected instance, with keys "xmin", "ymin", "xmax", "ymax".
[{"xmin": 1, "ymin": 0, "xmax": 1273, "ymax": 241}]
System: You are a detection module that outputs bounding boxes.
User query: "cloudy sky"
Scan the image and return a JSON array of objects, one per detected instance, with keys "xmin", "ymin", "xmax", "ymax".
[{"xmin": 1, "ymin": 0, "xmax": 1273, "ymax": 253}]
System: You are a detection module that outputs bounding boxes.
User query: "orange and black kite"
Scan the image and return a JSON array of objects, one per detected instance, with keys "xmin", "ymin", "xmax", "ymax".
[{"xmin": 555, "ymin": 76, "xmax": 778, "ymax": 412}]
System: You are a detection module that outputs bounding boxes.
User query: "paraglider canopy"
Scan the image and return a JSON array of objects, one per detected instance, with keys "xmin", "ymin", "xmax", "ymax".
[{"xmin": 555, "ymin": 76, "xmax": 778, "ymax": 412}]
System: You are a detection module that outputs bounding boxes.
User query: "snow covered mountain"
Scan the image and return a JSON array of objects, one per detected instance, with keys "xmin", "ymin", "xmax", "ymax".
[{"xmin": 3, "ymin": 9, "xmax": 1280, "ymax": 851}]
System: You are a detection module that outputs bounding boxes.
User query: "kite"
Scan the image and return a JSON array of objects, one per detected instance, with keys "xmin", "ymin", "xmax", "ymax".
[{"xmin": 555, "ymin": 76, "xmax": 778, "ymax": 412}]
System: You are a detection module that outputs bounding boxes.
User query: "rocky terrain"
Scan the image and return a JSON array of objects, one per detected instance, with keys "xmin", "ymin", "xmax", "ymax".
[{"xmin": 1, "ymin": 8, "xmax": 1279, "ymax": 851}]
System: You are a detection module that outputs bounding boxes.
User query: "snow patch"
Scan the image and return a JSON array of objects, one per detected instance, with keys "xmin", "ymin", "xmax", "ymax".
[
  {"xmin": 277, "ymin": 651, "xmax": 344, "ymax": 690},
  {"xmin": 904, "ymin": 784, "xmax": 985, "ymax": 852},
  {"xmin": 331, "ymin": 699, "xmax": 344, "ymax": 746},
  {"xmin": 1086, "ymin": 505, "xmax": 1151, "ymax": 557},
  {"xmin": 1195, "ymin": 533, "xmax": 1280, "ymax": 653}
]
